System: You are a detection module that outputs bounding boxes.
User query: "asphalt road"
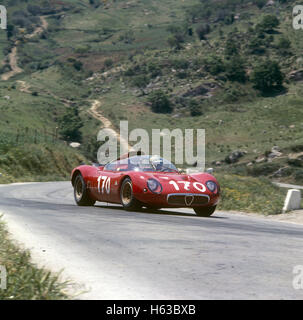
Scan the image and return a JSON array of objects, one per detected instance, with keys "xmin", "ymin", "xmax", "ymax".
[{"xmin": 0, "ymin": 182, "xmax": 303, "ymax": 300}]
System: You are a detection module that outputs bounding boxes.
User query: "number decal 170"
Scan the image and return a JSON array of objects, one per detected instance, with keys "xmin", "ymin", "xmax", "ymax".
[
  {"xmin": 97, "ymin": 176, "xmax": 111, "ymax": 194},
  {"xmin": 169, "ymin": 181, "xmax": 206, "ymax": 193}
]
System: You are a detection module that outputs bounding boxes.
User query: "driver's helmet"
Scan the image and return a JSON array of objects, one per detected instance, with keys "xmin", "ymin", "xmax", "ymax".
[{"xmin": 150, "ymin": 155, "xmax": 163, "ymax": 171}]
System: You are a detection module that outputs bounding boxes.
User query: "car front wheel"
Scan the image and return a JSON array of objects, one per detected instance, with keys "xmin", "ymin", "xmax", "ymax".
[
  {"xmin": 120, "ymin": 178, "xmax": 142, "ymax": 211},
  {"xmin": 194, "ymin": 205, "xmax": 216, "ymax": 217}
]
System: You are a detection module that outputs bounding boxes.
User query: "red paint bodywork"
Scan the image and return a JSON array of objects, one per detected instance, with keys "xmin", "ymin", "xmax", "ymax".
[{"xmin": 71, "ymin": 164, "xmax": 220, "ymax": 208}]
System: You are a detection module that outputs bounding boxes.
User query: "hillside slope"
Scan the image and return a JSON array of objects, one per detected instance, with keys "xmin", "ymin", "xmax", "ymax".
[{"xmin": 0, "ymin": 0, "xmax": 303, "ymax": 188}]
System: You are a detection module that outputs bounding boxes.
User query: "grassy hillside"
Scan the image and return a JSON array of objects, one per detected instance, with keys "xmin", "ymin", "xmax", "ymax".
[{"xmin": 0, "ymin": 0, "xmax": 302, "ymax": 212}]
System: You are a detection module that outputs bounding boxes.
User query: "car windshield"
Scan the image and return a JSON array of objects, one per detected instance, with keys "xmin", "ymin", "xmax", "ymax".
[{"xmin": 104, "ymin": 155, "xmax": 178, "ymax": 173}]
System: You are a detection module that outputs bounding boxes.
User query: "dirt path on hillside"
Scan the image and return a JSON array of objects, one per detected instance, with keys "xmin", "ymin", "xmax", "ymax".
[
  {"xmin": 88, "ymin": 100, "xmax": 132, "ymax": 153},
  {"xmin": 1, "ymin": 16, "xmax": 48, "ymax": 81},
  {"xmin": 25, "ymin": 16, "xmax": 48, "ymax": 39},
  {"xmin": 1, "ymin": 47, "xmax": 23, "ymax": 81},
  {"xmin": 16, "ymin": 80, "xmax": 31, "ymax": 93}
]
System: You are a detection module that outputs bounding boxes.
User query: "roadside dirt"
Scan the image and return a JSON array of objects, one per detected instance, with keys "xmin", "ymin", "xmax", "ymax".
[{"xmin": 226, "ymin": 210, "xmax": 303, "ymax": 225}]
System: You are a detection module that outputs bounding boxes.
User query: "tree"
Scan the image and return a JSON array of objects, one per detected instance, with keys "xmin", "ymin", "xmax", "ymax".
[
  {"xmin": 131, "ymin": 75, "xmax": 150, "ymax": 89},
  {"xmin": 225, "ymin": 56, "xmax": 246, "ymax": 82},
  {"xmin": 254, "ymin": 0, "xmax": 266, "ymax": 9},
  {"xmin": 251, "ymin": 60, "xmax": 284, "ymax": 92},
  {"xmin": 256, "ymin": 15, "xmax": 280, "ymax": 34},
  {"xmin": 276, "ymin": 36, "xmax": 291, "ymax": 56},
  {"xmin": 167, "ymin": 33, "xmax": 184, "ymax": 50},
  {"xmin": 203, "ymin": 55, "xmax": 225, "ymax": 75},
  {"xmin": 225, "ymin": 38, "xmax": 238, "ymax": 56},
  {"xmin": 189, "ymin": 100, "xmax": 202, "ymax": 117},
  {"xmin": 27, "ymin": 4, "xmax": 41, "ymax": 16},
  {"xmin": 248, "ymin": 36, "xmax": 266, "ymax": 54},
  {"xmin": 6, "ymin": 24, "xmax": 14, "ymax": 39},
  {"xmin": 148, "ymin": 90, "xmax": 173, "ymax": 114},
  {"xmin": 277, "ymin": 36, "xmax": 291, "ymax": 49},
  {"xmin": 196, "ymin": 24, "xmax": 210, "ymax": 41},
  {"xmin": 58, "ymin": 107, "xmax": 83, "ymax": 142}
]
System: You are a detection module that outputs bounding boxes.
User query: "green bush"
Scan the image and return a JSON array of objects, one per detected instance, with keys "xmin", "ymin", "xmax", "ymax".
[
  {"xmin": 251, "ymin": 60, "xmax": 284, "ymax": 92},
  {"xmin": 148, "ymin": 90, "xmax": 173, "ymax": 114},
  {"xmin": 189, "ymin": 100, "xmax": 203, "ymax": 116},
  {"xmin": 225, "ymin": 56, "xmax": 246, "ymax": 82},
  {"xmin": 104, "ymin": 59, "xmax": 114, "ymax": 68},
  {"xmin": 256, "ymin": 15, "xmax": 280, "ymax": 34},
  {"xmin": 58, "ymin": 107, "xmax": 83, "ymax": 142},
  {"xmin": 203, "ymin": 55, "xmax": 225, "ymax": 75},
  {"xmin": 224, "ymin": 38, "xmax": 239, "ymax": 56},
  {"xmin": 248, "ymin": 37, "xmax": 266, "ymax": 54},
  {"xmin": 196, "ymin": 24, "xmax": 211, "ymax": 40},
  {"xmin": 131, "ymin": 75, "xmax": 150, "ymax": 88}
]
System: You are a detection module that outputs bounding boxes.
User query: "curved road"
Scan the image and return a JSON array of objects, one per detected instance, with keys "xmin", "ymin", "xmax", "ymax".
[{"xmin": 0, "ymin": 182, "xmax": 303, "ymax": 299}]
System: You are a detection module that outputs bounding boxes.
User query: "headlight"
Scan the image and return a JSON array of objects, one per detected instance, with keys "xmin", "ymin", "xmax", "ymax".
[
  {"xmin": 206, "ymin": 180, "xmax": 217, "ymax": 193},
  {"xmin": 147, "ymin": 179, "xmax": 162, "ymax": 194}
]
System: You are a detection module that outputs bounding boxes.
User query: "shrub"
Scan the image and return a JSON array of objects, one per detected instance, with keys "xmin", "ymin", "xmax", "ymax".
[
  {"xmin": 170, "ymin": 58, "xmax": 190, "ymax": 70},
  {"xmin": 131, "ymin": 75, "xmax": 150, "ymax": 88},
  {"xmin": 189, "ymin": 100, "xmax": 203, "ymax": 116},
  {"xmin": 203, "ymin": 55, "xmax": 225, "ymax": 75},
  {"xmin": 148, "ymin": 90, "xmax": 173, "ymax": 114},
  {"xmin": 276, "ymin": 37, "xmax": 291, "ymax": 49},
  {"xmin": 58, "ymin": 107, "xmax": 83, "ymax": 142},
  {"xmin": 256, "ymin": 15, "xmax": 280, "ymax": 34},
  {"xmin": 104, "ymin": 59, "xmax": 114, "ymax": 68},
  {"xmin": 147, "ymin": 62, "xmax": 162, "ymax": 78},
  {"xmin": 167, "ymin": 34, "xmax": 184, "ymax": 50},
  {"xmin": 254, "ymin": 0, "xmax": 266, "ymax": 9},
  {"xmin": 248, "ymin": 37, "xmax": 266, "ymax": 54},
  {"xmin": 225, "ymin": 56, "xmax": 246, "ymax": 82},
  {"xmin": 27, "ymin": 4, "xmax": 41, "ymax": 15},
  {"xmin": 224, "ymin": 38, "xmax": 239, "ymax": 56},
  {"xmin": 251, "ymin": 60, "xmax": 284, "ymax": 92},
  {"xmin": 196, "ymin": 24, "xmax": 211, "ymax": 40}
]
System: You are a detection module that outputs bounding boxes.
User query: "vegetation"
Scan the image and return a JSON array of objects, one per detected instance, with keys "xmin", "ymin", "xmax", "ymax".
[
  {"xmin": 217, "ymin": 174, "xmax": 286, "ymax": 215},
  {"xmin": 0, "ymin": 0, "xmax": 302, "ymax": 214},
  {"xmin": 148, "ymin": 90, "xmax": 173, "ymax": 114},
  {"xmin": 251, "ymin": 60, "xmax": 284, "ymax": 93},
  {"xmin": 0, "ymin": 142, "xmax": 87, "ymax": 184},
  {"xmin": 0, "ymin": 218, "xmax": 68, "ymax": 300},
  {"xmin": 58, "ymin": 107, "xmax": 83, "ymax": 142}
]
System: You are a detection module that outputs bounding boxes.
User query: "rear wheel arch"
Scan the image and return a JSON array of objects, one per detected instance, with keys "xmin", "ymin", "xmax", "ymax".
[{"xmin": 73, "ymin": 173, "xmax": 95, "ymax": 206}]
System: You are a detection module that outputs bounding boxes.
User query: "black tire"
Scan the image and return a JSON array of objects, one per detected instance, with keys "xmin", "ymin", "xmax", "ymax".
[
  {"xmin": 120, "ymin": 178, "xmax": 142, "ymax": 211},
  {"xmin": 74, "ymin": 174, "xmax": 96, "ymax": 206},
  {"xmin": 194, "ymin": 205, "xmax": 216, "ymax": 217}
]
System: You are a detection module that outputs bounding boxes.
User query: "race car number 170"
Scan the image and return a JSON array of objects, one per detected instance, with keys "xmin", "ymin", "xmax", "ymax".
[
  {"xmin": 169, "ymin": 181, "xmax": 206, "ymax": 192},
  {"xmin": 97, "ymin": 176, "xmax": 111, "ymax": 194}
]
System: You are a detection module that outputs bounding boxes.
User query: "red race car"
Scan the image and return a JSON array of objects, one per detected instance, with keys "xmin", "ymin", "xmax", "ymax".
[{"xmin": 71, "ymin": 153, "xmax": 220, "ymax": 217}]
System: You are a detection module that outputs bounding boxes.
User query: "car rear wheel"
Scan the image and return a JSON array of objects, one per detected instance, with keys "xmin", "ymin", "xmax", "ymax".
[
  {"xmin": 120, "ymin": 178, "xmax": 142, "ymax": 211},
  {"xmin": 194, "ymin": 205, "xmax": 216, "ymax": 217},
  {"xmin": 74, "ymin": 174, "xmax": 96, "ymax": 206}
]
